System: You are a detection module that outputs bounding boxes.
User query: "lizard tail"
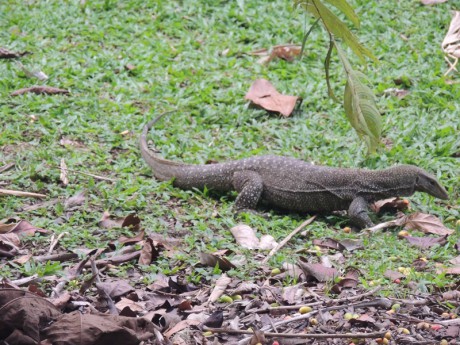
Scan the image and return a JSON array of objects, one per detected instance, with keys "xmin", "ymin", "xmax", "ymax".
[{"xmin": 140, "ymin": 110, "xmax": 188, "ymax": 181}]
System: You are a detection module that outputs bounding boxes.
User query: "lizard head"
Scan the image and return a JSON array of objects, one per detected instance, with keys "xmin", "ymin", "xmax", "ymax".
[{"xmin": 413, "ymin": 168, "xmax": 449, "ymax": 200}]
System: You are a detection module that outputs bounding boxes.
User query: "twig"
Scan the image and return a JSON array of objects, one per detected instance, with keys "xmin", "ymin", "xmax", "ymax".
[
  {"xmin": 0, "ymin": 189, "xmax": 46, "ymax": 199},
  {"xmin": 84, "ymin": 250, "xmax": 141, "ymax": 267},
  {"xmin": 269, "ymin": 286, "xmax": 382, "ymax": 311},
  {"xmin": 91, "ymin": 259, "xmax": 118, "ymax": 315},
  {"xmin": 48, "ymin": 232, "xmax": 68, "ymax": 254},
  {"xmin": 205, "ymin": 326, "xmax": 386, "ymax": 339},
  {"xmin": 262, "ymin": 216, "xmax": 316, "ymax": 264},
  {"xmin": 10, "ymin": 274, "xmax": 40, "ymax": 286},
  {"xmin": 0, "ymin": 162, "xmax": 15, "ymax": 173},
  {"xmin": 52, "ymin": 165, "xmax": 117, "ymax": 182},
  {"xmin": 35, "ymin": 252, "xmax": 78, "ymax": 263}
]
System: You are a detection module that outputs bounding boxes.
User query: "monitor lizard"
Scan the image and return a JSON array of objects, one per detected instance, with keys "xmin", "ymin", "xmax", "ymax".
[{"xmin": 140, "ymin": 112, "xmax": 448, "ymax": 228}]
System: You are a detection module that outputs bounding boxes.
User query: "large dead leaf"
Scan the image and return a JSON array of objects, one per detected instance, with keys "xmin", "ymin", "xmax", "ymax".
[
  {"xmin": 208, "ymin": 274, "xmax": 231, "ymax": 303},
  {"xmin": 442, "ymin": 11, "xmax": 460, "ymax": 74},
  {"xmin": 371, "ymin": 197, "xmax": 410, "ymax": 213},
  {"xmin": 99, "ymin": 212, "xmax": 140, "ymax": 230},
  {"xmin": 230, "ymin": 224, "xmax": 278, "ymax": 250},
  {"xmin": 43, "ymin": 311, "xmax": 157, "ymax": 345},
  {"xmin": 250, "ymin": 44, "xmax": 302, "ymax": 64},
  {"xmin": 199, "ymin": 252, "xmax": 236, "ymax": 271},
  {"xmin": 0, "ymin": 219, "xmax": 47, "ymax": 236},
  {"xmin": 0, "ymin": 47, "xmax": 29, "ymax": 59},
  {"xmin": 96, "ymin": 281, "xmax": 134, "ymax": 299},
  {"xmin": 230, "ymin": 224, "xmax": 259, "ymax": 249},
  {"xmin": 298, "ymin": 261, "xmax": 338, "ymax": 282},
  {"xmin": 404, "ymin": 212, "xmax": 453, "ymax": 236},
  {"xmin": 244, "ymin": 78, "xmax": 300, "ymax": 116},
  {"xmin": 0, "ymin": 289, "xmax": 61, "ymax": 344},
  {"xmin": 405, "ymin": 235, "xmax": 447, "ymax": 249},
  {"xmin": 10, "ymin": 86, "xmax": 69, "ymax": 96}
]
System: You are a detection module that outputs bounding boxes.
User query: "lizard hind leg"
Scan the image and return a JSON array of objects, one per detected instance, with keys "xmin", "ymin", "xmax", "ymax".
[
  {"xmin": 348, "ymin": 196, "xmax": 374, "ymax": 229},
  {"xmin": 232, "ymin": 170, "xmax": 264, "ymax": 212}
]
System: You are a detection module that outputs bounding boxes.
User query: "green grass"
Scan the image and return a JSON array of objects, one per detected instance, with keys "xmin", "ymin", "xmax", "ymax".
[{"xmin": 0, "ymin": 0, "xmax": 459, "ymax": 294}]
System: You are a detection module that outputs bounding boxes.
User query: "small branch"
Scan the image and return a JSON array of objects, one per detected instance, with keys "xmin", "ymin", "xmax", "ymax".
[
  {"xmin": 269, "ymin": 286, "xmax": 382, "ymax": 311},
  {"xmin": 52, "ymin": 165, "xmax": 117, "ymax": 182},
  {"xmin": 205, "ymin": 326, "xmax": 385, "ymax": 339},
  {"xmin": 262, "ymin": 216, "xmax": 316, "ymax": 264},
  {"xmin": 0, "ymin": 189, "xmax": 46, "ymax": 199},
  {"xmin": 48, "ymin": 232, "xmax": 68, "ymax": 254},
  {"xmin": 84, "ymin": 250, "xmax": 141, "ymax": 268},
  {"xmin": 35, "ymin": 252, "xmax": 78, "ymax": 263},
  {"xmin": 0, "ymin": 162, "xmax": 15, "ymax": 173}
]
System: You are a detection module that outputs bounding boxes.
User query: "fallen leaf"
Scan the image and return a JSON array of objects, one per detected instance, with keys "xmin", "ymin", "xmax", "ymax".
[
  {"xmin": 258, "ymin": 234, "xmax": 278, "ymax": 250},
  {"xmin": 10, "ymin": 86, "xmax": 69, "ymax": 96},
  {"xmin": 313, "ymin": 238, "xmax": 345, "ymax": 251},
  {"xmin": 442, "ymin": 11, "xmax": 460, "ymax": 74},
  {"xmin": 251, "ymin": 44, "xmax": 302, "ymax": 64},
  {"xmin": 99, "ymin": 211, "xmax": 140, "ymax": 230},
  {"xmin": 371, "ymin": 197, "xmax": 410, "ymax": 213},
  {"xmin": 298, "ymin": 261, "xmax": 338, "ymax": 282},
  {"xmin": 384, "ymin": 270, "xmax": 405, "ymax": 281},
  {"xmin": 64, "ymin": 191, "xmax": 86, "ymax": 209},
  {"xmin": 96, "ymin": 281, "xmax": 134, "ymax": 299},
  {"xmin": 404, "ymin": 212, "xmax": 453, "ymax": 236},
  {"xmin": 230, "ymin": 224, "xmax": 260, "ymax": 249},
  {"xmin": 208, "ymin": 274, "xmax": 231, "ymax": 303},
  {"xmin": 115, "ymin": 297, "xmax": 145, "ymax": 313},
  {"xmin": 405, "ymin": 235, "xmax": 447, "ymax": 249},
  {"xmin": 230, "ymin": 224, "xmax": 278, "ymax": 250},
  {"xmin": 203, "ymin": 310, "xmax": 224, "ymax": 328},
  {"xmin": 245, "ymin": 78, "xmax": 301, "ymax": 116},
  {"xmin": 0, "ymin": 219, "xmax": 47, "ymax": 236},
  {"xmin": 16, "ymin": 61, "xmax": 48, "ymax": 80},
  {"xmin": 0, "ymin": 47, "xmax": 29, "ymax": 59},
  {"xmin": 43, "ymin": 311, "xmax": 156, "ymax": 345},
  {"xmin": 199, "ymin": 252, "xmax": 236, "ymax": 271},
  {"xmin": 60, "ymin": 158, "xmax": 69, "ymax": 186},
  {"xmin": 383, "ymin": 88, "xmax": 410, "ymax": 99},
  {"xmin": 0, "ymin": 289, "xmax": 61, "ymax": 344},
  {"xmin": 118, "ymin": 230, "xmax": 145, "ymax": 245},
  {"xmin": 443, "ymin": 266, "xmax": 460, "ymax": 275}
]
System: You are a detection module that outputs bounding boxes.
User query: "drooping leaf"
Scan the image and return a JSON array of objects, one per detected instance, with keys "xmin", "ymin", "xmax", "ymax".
[
  {"xmin": 323, "ymin": 0, "xmax": 360, "ymax": 27},
  {"xmin": 336, "ymin": 42, "xmax": 382, "ymax": 153},
  {"xmin": 296, "ymin": 0, "xmax": 377, "ymax": 63}
]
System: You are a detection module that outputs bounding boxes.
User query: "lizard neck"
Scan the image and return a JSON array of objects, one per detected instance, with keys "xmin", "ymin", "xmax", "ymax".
[{"xmin": 362, "ymin": 167, "xmax": 416, "ymax": 200}]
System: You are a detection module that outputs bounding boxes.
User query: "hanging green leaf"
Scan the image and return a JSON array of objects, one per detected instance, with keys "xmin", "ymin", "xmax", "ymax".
[
  {"xmin": 323, "ymin": 0, "xmax": 360, "ymax": 28},
  {"xmin": 296, "ymin": 0, "xmax": 377, "ymax": 63},
  {"xmin": 336, "ymin": 42, "xmax": 382, "ymax": 153}
]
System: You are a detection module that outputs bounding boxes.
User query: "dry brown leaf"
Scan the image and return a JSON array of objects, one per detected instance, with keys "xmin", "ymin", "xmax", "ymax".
[
  {"xmin": 230, "ymin": 224, "xmax": 277, "ymax": 250},
  {"xmin": 251, "ymin": 44, "xmax": 301, "ymax": 65},
  {"xmin": 383, "ymin": 88, "xmax": 410, "ymax": 99},
  {"xmin": 64, "ymin": 191, "xmax": 86, "ymax": 210},
  {"xmin": 208, "ymin": 274, "xmax": 231, "ymax": 303},
  {"xmin": 199, "ymin": 252, "xmax": 236, "ymax": 271},
  {"xmin": 10, "ymin": 86, "xmax": 70, "ymax": 96},
  {"xmin": 99, "ymin": 211, "xmax": 140, "ymax": 230},
  {"xmin": 371, "ymin": 197, "xmax": 410, "ymax": 213},
  {"xmin": 230, "ymin": 224, "xmax": 259, "ymax": 249},
  {"xmin": 96, "ymin": 281, "xmax": 134, "ymax": 299},
  {"xmin": 0, "ymin": 47, "xmax": 29, "ymax": 59},
  {"xmin": 43, "ymin": 311, "xmax": 156, "ymax": 345},
  {"xmin": 115, "ymin": 297, "xmax": 145, "ymax": 313},
  {"xmin": 384, "ymin": 270, "xmax": 405, "ymax": 281},
  {"xmin": 404, "ymin": 212, "xmax": 453, "ymax": 236},
  {"xmin": 298, "ymin": 261, "xmax": 338, "ymax": 282},
  {"xmin": 405, "ymin": 235, "xmax": 447, "ymax": 249},
  {"xmin": 60, "ymin": 158, "xmax": 69, "ymax": 186},
  {"xmin": 0, "ymin": 219, "xmax": 47, "ymax": 236},
  {"xmin": 442, "ymin": 11, "xmax": 460, "ymax": 74},
  {"xmin": 245, "ymin": 78, "xmax": 300, "ymax": 116},
  {"xmin": 443, "ymin": 266, "xmax": 460, "ymax": 275}
]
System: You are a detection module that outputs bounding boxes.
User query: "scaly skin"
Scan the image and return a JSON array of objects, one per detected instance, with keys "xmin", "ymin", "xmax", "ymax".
[{"xmin": 140, "ymin": 112, "xmax": 449, "ymax": 228}]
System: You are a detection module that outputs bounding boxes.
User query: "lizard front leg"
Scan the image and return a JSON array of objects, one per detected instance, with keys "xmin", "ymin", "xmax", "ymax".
[
  {"xmin": 348, "ymin": 196, "xmax": 374, "ymax": 229},
  {"xmin": 232, "ymin": 170, "xmax": 264, "ymax": 212}
]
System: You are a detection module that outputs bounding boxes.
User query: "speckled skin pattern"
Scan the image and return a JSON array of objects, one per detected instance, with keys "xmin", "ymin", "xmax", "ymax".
[{"xmin": 140, "ymin": 114, "xmax": 448, "ymax": 228}]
